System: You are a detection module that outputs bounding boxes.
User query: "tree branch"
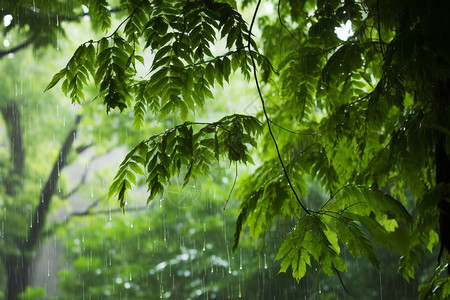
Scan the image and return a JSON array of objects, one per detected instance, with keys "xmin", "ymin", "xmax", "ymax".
[
  {"xmin": 69, "ymin": 199, "xmax": 101, "ymax": 216},
  {"xmin": 277, "ymin": 0, "xmax": 300, "ymax": 45},
  {"xmin": 0, "ymin": 6, "xmax": 121, "ymax": 60},
  {"xmin": 41, "ymin": 201, "xmax": 149, "ymax": 237},
  {"xmin": 0, "ymin": 36, "xmax": 36, "ymax": 59},
  {"xmin": 376, "ymin": 0, "xmax": 385, "ymax": 57},
  {"xmin": 71, "ymin": 205, "xmax": 150, "ymax": 217},
  {"xmin": 41, "ymin": 197, "xmax": 100, "ymax": 237},
  {"xmin": 60, "ymin": 165, "xmax": 89, "ymax": 200},
  {"xmin": 23, "ymin": 115, "xmax": 82, "ymax": 250},
  {"xmin": 59, "ymin": 143, "xmax": 94, "ymax": 199}
]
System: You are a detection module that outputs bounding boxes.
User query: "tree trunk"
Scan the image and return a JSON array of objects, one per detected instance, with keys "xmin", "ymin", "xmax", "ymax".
[
  {"xmin": 434, "ymin": 80, "xmax": 450, "ymax": 265},
  {"xmin": 1, "ymin": 101, "xmax": 24, "ymax": 197},
  {"xmin": 4, "ymin": 254, "xmax": 31, "ymax": 300},
  {"xmin": 1, "ymin": 101, "xmax": 82, "ymax": 299},
  {"xmin": 437, "ymin": 135, "xmax": 450, "ymax": 263},
  {"xmin": 1, "ymin": 100, "xmax": 26, "ymax": 300},
  {"xmin": 23, "ymin": 115, "xmax": 82, "ymax": 251}
]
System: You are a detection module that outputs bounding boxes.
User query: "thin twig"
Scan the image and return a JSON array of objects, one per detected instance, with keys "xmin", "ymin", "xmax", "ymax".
[
  {"xmin": 88, "ymin": 0, "xmax": 147, "ymax": 44},
  {"xmin": 277, "ymin": 0, "xmax": 300, "ymax": 45},
  {"xmin": 376, "ymin": 0, "xmax": 385, "ymax": 57},
  {"xmin": 320, "ymin": 185, "xmax": 347, "ymax": 211},
  {"xmin": 143, "ymin": 119, "xmax": 236, "ymax": 144},
  {"xmin": 248, "ymin": 0, "xmax": 310, "ymax": 214},
  {"xmin": 186, "ymin": 47, "xmax": 246, "ymax": 67},
  {"xmin": 269, "ymin": 119, "xmax": 318, "ymax": 135},
  {"xmin": 334, "ymin": 265, "xmax": 353, "ymax": 296},
  {"xmin": 0, "ymin": 35, "xmax": 36, "ymax": 59},
  {"xmin": 223, "ymin": 162, "xmax": 238, "ymax": 210}
]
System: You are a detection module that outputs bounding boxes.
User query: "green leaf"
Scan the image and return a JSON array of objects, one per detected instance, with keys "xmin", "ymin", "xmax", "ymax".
[
  {"xmin": 323, "ymin": 186, "xmax": 413, "ymax": 227},
  {"xmin": 276, "ymin": 214, "xmax": 346, "ymax": 281},
  {"xmin": 133, "ymin": 100, "xmax": 147, "ymax": 129},
  {"xmin": 335, "ymin": 214, "xmax": 380, "ymax": 268},
  {"xmin": 153, "ymin": 45, "xmax": 172, "ymax": 64},
  {"xmin": 44, "ymin": 68, "xmax": 66, "ymax": 92},
  {"xmin": 129, "ymin": 161, "xmax": 145, "ymax": 176}
]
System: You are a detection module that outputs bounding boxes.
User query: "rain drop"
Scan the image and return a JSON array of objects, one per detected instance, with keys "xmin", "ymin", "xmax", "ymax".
[
  {"xmin": 3, "ymin": 14, "xmax": 12, "ymax": 26},
  {"xmin": 239, "ymin": 249, "xmax": 243, "ymax": 270},
  {"xmin": 264, "ymin": 253, "xmax": 268, "ymax": 269}
]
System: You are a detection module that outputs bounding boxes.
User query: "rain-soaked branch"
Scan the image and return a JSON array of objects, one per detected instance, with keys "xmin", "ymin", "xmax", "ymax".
[
  {"xmin": 42, "ymin": 200, "xmax": 149, "ymax": 237},
  {"xmin": 23, "ymin": 115, "xmax": 82, "ymax": 250},
  {"xmin": 60, "ymin": 165, "xmax": 89, "ymax": 200},
  {"xmin": 59, "ymin": 144, "xmax": 100, "ymax": 200},
  {"xmin": 70, "ymin": 204, "xmax": 149, "ymax": 217},
  {"xmin": 68, "ymin": 199, "xmax": 101, "ymax": 217},
  {"xmin": 0, "ymin": 6, "xmax": 121, "ymax": 60},
  {"xmin": 60, "ymin": 146, "xmax": 119, "ymax": 200},
  {"xmin": 0, "ymin": 36, "xmax": 35, "ymax": 59},
  {"xmin": 41, "ymin": 197, "xmax": 101, "ymax": 237}
]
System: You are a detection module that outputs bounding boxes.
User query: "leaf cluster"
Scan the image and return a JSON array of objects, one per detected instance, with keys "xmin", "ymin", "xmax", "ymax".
[
  {"xmin": 234, "ymin": 0, "xmax": 450, "ymax": 292},
  {"xmin": 46, "ymin": 0, "xmax": 270, "ymax": 128},
  {"xmin": 108, "ymin": 114, "xmax": 262, "ymax": 207}
]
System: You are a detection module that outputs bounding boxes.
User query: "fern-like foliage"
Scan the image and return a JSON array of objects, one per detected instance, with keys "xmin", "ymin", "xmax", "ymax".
[
  {"xmin": 275, "ymin": 214, "xmax": 346, "ymax": 281},
  {"xmin": 108, "ymin": 114, "xmax": 262, "ymax": 207},
  {"xmin": 82, "ymin": 0, "xmax": 111, "ymax": 33},
  {"xmin": 45, "ymin": 44, "xmax": 96, "ymax": 103},
  {"xmin": 46, "ymin": 0, "xmax": 270, "ymax": 126},
  {"xmin": 273, "ymin": 185, "xmax": 414, "ymax": 281}
]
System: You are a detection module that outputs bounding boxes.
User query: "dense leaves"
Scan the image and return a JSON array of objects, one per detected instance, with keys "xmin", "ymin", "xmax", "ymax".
[
  {"xmin": 109, "ymin": 114, "xmax": 261, "ymax": 206},
  {"xmin": 47, "ymin": 0, "xmax": 270, "ymax": 124},
  {"xmin": 276, "ymin": 214, "xmax": 346, "ymax": 280},
  {"xmin": 48, "ymin": 0, "xmax": 450, "ymax": 298}
]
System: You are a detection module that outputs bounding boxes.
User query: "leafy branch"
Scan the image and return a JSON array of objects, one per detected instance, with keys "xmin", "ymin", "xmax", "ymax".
[
  {"xmin": 46, "ymin": 0, "xmax": 271, "ymax": 129},
  {"xmin": 276, "ymin": 185, "xmax": 413, "ymax": 281},
  {"xmin": 108, "ymin": 114, "xmax": 262, "ymax": 208}
]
